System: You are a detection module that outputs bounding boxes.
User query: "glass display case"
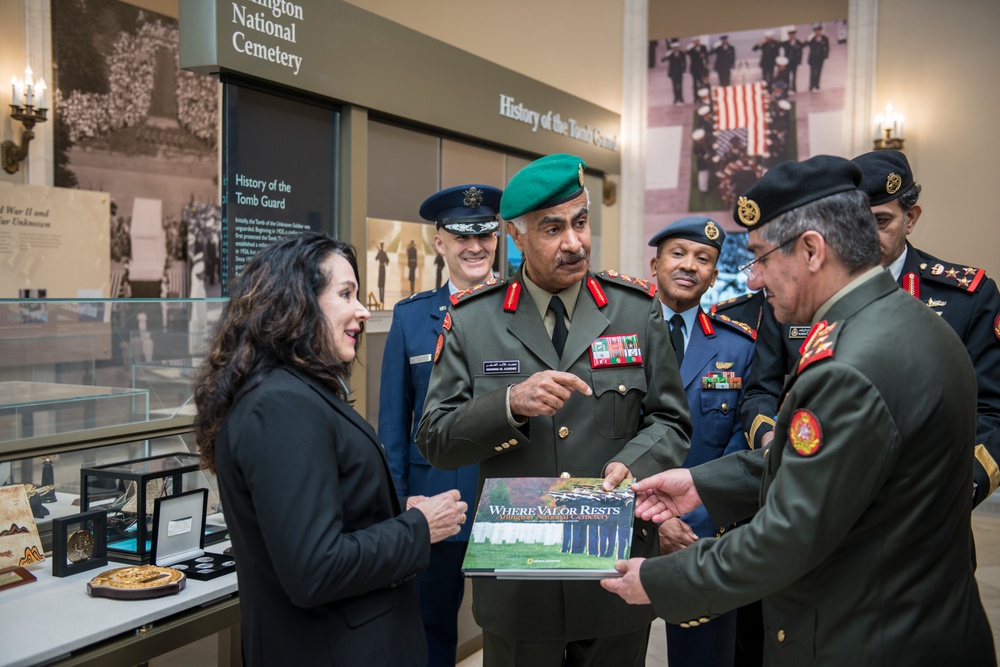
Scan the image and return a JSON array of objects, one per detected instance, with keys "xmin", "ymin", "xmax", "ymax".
[{"xmin": 81, "ymin": 451, "xmax": 227, "ymax": 563}]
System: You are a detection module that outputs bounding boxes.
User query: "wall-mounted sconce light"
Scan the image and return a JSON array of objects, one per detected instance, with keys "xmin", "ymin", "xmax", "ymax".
[
  {"xmin": 3, "ymin": 66, "xmax": 48, "ymax": 174},
  {"xmin": 873, "ymin": 101, "xmax": 904, "ymax": 151}
]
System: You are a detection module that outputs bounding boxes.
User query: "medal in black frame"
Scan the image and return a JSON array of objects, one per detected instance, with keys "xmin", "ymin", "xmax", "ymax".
[{"xmin": 52, "ymin": 510, "xmax": 108, "ymax": 577}]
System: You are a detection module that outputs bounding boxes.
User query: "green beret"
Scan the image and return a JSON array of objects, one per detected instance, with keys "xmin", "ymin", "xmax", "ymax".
[
  {"xmin": 733, "ymin": 155, "xmax": 861, "ymax": 229},
  {"xmin": 500, "ymin": 153, "xmax": 587, "ymax": 220}
]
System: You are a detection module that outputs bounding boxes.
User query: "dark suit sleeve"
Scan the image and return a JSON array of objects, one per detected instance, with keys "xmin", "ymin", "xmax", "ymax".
[
  {"xmin": 231, "ymin": 384, "xmax": 430, "ymax": 607},
  {"xmin": 642, "ymin": 363, "xmax": 901, "ymax": 622},
  {"xmin": 378, "ymin": 303, "xmax": 416, "ymax": 498},
  {"xmin": 968, "ymin": 277, "xmax": 1000, "ymax": 505},
  {"xmin": 739, "ymin": 300, "xmax": 785, "ymax": 449}
]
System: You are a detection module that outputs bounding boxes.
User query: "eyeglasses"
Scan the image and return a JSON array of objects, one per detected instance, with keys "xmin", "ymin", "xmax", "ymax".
[{"xmin": 738, "ymin": 232, "xmax": 805, "ymax": 278}]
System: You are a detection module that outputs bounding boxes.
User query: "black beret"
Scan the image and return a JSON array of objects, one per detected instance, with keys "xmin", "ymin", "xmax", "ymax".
[
  {"xmin": 648, "ymin": 215, "xmax": 726, "ymax": 252},
  {"xmin": 419, "ymin": 184, "xmax": 501, "ymax": 235},
  {"xmin": 732, "ymin": 155, "xmax": 862, "ymax": 229},
  {"xmin": 851, "ymin": 150, "xmax": 914, "ymax": 206}
]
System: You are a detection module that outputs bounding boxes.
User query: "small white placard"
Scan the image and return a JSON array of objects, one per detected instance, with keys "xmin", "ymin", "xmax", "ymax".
[{"xmin": 167, "ymin": 516, "xmax": 193, "ymax": 537}]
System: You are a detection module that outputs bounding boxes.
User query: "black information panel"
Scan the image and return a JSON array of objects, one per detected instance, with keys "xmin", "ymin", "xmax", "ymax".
[{"xmin": 222, "ymin": 83, "xmax": 339, "ymax": 294}]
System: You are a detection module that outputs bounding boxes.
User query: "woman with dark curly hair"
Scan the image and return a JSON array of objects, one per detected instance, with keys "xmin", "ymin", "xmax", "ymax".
[{"xmin": 193, "ymin": 232, "xmax": 467, "ymax": 666}]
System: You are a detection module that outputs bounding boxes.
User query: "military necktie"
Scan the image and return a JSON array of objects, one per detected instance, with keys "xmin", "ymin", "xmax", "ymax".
[
  {"xmin": 549, "ymin": 296, "xmax": 568, "ymax": 358},
  {"xmin": 669, "ymin": 313, "xmax": 685, "ymax": 367}
]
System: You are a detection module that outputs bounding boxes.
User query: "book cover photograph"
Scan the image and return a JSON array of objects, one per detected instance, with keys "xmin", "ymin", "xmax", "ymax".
[{"xmin": 462, "ymin": 477, "xmax": 634, "ymax": 579}]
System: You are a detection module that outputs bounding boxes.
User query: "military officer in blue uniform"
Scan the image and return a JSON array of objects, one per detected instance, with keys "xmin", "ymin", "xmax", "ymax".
[
  {"xmin": 739, "ymin": 150, "xmax": 1000, "ymax": 506},
  {"xmin": 648, "ymin": 216, "xmax": 755, "ymax": 667},
  {"xmin": 378, "ymin": 183, "xmax": 501, "ymax": 667}
]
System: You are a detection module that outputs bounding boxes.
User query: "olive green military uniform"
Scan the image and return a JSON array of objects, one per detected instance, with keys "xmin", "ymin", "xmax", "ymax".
[
  {"xmin": 639, "ymin": 270, "xmax": 996, "ymax": 666},
  {"xmin": 416, "ymin": 266, "xmax": 692, "ymax": 642}
]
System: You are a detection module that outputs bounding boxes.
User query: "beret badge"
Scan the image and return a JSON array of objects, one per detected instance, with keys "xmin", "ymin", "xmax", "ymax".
[
  {"xmin": 578, "ymin": 163, "xmax": 585, "ymax": 187},
  {"xmin": 886, "ymin": 173, "xmax": 901, "ymax": 195},
  {"xmin": 463, "ymin": 186, "xmax": 484, "ymax": 208},
  {"xmin": 737, "ymin": 196, "xmax": 761, "ymax": 227},
  {"xmin": 705, "ymin": 220, "xmax": 720, "ymax": 241}
]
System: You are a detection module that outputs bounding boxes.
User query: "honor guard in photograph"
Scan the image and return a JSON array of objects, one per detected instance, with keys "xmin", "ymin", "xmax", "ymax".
[
  {"xmin": 602, "ymin": 155, "xmax": 995, "ymax": 666},
  {"xmin": 417, "ymin": 153, "xmax": 691, "ymax": 667},
  {"xmin": 379, "ymin": 184, "xmax": 501, "ymax": 667}
]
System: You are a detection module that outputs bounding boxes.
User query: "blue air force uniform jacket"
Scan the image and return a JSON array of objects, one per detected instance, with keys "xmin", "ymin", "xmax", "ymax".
[{"xmin": 379, "ymin": 287, "xmax": 477, "ymax": 539}]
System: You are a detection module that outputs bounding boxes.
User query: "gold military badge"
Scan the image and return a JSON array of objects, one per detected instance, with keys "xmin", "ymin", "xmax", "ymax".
[
  {"xmin": 886, "ymin": 172, "xmax": 902, "ymax": 195},
  {"xmin": 705, "ymin": 220, "xmax": 720, "ymax": 241},
  {"xmin": 736, "ymin": 197, "xmax": 761, "ymax": 227},
  {"xmin": 578, "ymin": 163, "xmax": 585, "ymax": 186}
]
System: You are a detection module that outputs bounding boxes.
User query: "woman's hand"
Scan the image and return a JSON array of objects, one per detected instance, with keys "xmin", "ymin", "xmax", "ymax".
[{"xmin": 412, "ymin": 489, "xmax": 468, "ymax": 543}]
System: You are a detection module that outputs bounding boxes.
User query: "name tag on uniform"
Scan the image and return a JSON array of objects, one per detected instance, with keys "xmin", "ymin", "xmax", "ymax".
[
  {"xmin": 788, "ymin": 326, "xmax": 811, "ymax": 339},
  {"xmin": 409, "ymin": 354, "xmax": 433, "ymax": 365},
  {"xmin": 483, "ymin": 360, "xmax": 520, "ymax": 375},
  {"xmin": 590, "ymin": 334, "xmax": 642, "ymax": 368}
]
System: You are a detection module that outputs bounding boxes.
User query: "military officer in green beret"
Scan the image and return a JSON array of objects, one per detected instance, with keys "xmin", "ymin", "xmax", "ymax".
[
  {"xmin": 602, "ymin": 155, "xmax": 996, "ymax": 666},
  {"xmin": 417, "ymin": 153, "xmax": 692, "ymax": 667}
]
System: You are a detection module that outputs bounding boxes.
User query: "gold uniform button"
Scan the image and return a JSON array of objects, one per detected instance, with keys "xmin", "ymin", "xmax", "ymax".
[
  {"xmin": 688, "ymin": 619, "xmax": 700, "ymax": 627},
  {"xmin": 560, "ymin": 472, "xmax": 571, "ymax": 478},
  {"xmin": 777, "ymin": 629, "xmax": 785, "ymax": 643},
  {"xmin": 508, "ymin": 439, "xmax": 518, "ymax": 446},
  {"xmin": 618, "ymin": 384, "xmax": 627, "ymax": 394},
  {"xmin": 502, "ymin": 443, "xmax": 510, "ymax": 449},
  {"xmin": 494, "ymin": 446, "xmax": 503, "ymax": 452},
  {"xmin": 721, "ymin": 402, "xmax": 729, "ymax": 412},
  {"xmin": 699, "ymin": 617, "xmax": 709, "ymax": 623},
  {"xmin": 641, "ymin": 528, "xmax": 648, "ymax": 537},
  {"xmin": 679, "ymin": 622, "xmax": 690, "ymax": 629},
  {"xmin": 558, "ymin": 426, "xmax": 570, "ymax": 439}
]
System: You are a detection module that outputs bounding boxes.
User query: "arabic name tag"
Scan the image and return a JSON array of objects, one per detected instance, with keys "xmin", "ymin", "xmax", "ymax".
[
  {"xmin": 788, "ymin": 325, "xmax": 812, "ymax": 339},
  {"xmin": 483, "ymin": 360, "xmax": 521, "ymax": 375},
  {"xmin": 590, "ymin": 334, "xmax": 643, "ymax": 368}
]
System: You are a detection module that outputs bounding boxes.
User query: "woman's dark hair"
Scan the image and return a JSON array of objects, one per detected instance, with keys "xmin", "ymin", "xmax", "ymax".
[{"xmin": 193, "ymin": 232, "xmax": 362, "ymax": 472}]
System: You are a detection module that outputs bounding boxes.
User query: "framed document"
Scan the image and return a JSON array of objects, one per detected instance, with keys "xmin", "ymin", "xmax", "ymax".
[{"xmin": 52, "ymin": 510, "xmax": 109, "ymax": 578}]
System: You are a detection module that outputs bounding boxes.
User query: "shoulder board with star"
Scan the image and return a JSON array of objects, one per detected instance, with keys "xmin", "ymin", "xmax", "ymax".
[
  {"xmin": 596, "ymin": 270, "xmax": 657, "ymax": 298},
  {"xmin": 709, "ymin": 311, "xmax": 757, "ymax": 340},
  {"xmin": 710, "ymin": 292, "xmax": 756, "ymax": 314},
  {"xmin": 398, "ymin": 288, "xmax": 440, "ymax": 307},
  {"xmin": 920, "ymin": 259, "xmax": 988, "ymax": 294},
  {"xmin": 796, "ymin": 320, "xmax": 840, "ymax": 373},
  {"xmin": 449, "ymin": 277, "xmax": 507, "ymax": 307}
]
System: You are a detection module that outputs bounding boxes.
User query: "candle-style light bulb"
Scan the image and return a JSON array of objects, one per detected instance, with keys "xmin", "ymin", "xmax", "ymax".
[
  {"xmin": 898, "ymin": 114, "xmax": 904, "ymax": 140},
  {"xmin": 10, "ymin": 76, "xmax": 17, "ymax": 106},
  {"xmin": 35, "ymin": 78, "xmax": 46, "ymax": 109}
]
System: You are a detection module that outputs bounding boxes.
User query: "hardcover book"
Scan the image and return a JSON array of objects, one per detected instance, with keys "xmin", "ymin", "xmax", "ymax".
[{"xmin": 462, "ymin": 477, "xmax": 634, "ymax": 579}]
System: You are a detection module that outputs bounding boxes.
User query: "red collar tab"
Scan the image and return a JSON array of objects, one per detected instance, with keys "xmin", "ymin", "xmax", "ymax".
[
  {"xmin": 797, "ymin": 320, "xmax": 838, "ymax": 373},
  {"xmin": 901, "ymin": 272, "xmax": 919, "ymax": 300},
  {"xmin": 442, "ymin": 312, "xmax": 452, "ymax": 331},
  {"xmin": 697, "ymin": 311, "xmax": 715, "ymax": 335},
  {"xmin": 587, "ymin": 277, "xmax": 608, "ymax": 308},
  {"xmin": 504, "ymin": 281, "xmax": 521, "ymax": 312}
]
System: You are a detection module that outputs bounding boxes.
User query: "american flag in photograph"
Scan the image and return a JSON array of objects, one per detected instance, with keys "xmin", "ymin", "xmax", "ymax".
[{"xmin": 713, "ymin": 83, "xmax": 768, "ymax": 156}]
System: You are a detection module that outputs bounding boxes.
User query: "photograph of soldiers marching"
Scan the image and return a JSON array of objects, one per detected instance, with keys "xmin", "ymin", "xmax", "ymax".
[{"xmin": 646, "ymin": 21, "xmax": 846, "ymax": 304}]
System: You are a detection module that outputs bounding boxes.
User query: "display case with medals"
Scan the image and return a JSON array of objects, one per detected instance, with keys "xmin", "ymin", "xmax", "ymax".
[
  {"xmin": 151, "ymin": 488, "xmax": 236, "ymax": 581},
  {"xmin": 80, "ymin": 452, "xmax": 227, "ymax": 564},
  {"xmin": 51, "ymin": 509, "xmax": 108, "ymax": 577}
]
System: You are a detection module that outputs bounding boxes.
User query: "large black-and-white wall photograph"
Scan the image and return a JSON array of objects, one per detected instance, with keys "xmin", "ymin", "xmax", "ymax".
[{"xmin": 52, "ymin": 0, "xmax": 220, "ymax": 302}]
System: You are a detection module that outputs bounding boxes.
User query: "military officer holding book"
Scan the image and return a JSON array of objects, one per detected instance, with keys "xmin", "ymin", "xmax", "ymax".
[{"xmin": 417, "ymin": 153, "xmax": 691, "ymax": 667}]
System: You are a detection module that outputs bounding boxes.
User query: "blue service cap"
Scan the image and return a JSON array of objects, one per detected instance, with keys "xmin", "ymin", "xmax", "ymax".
[
  {"xmin": 648, "ymin": 215, "xmax": 726, "ymax": 252},
  {"xmin": 419, "ymin": 184, "xmax": 501, "ymax": 235}
]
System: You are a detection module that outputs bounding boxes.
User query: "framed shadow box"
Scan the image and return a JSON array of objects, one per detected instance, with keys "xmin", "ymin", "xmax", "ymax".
[{"xmin": 52, "ymin": 510, "xmax": 108, "ymax": 578}]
